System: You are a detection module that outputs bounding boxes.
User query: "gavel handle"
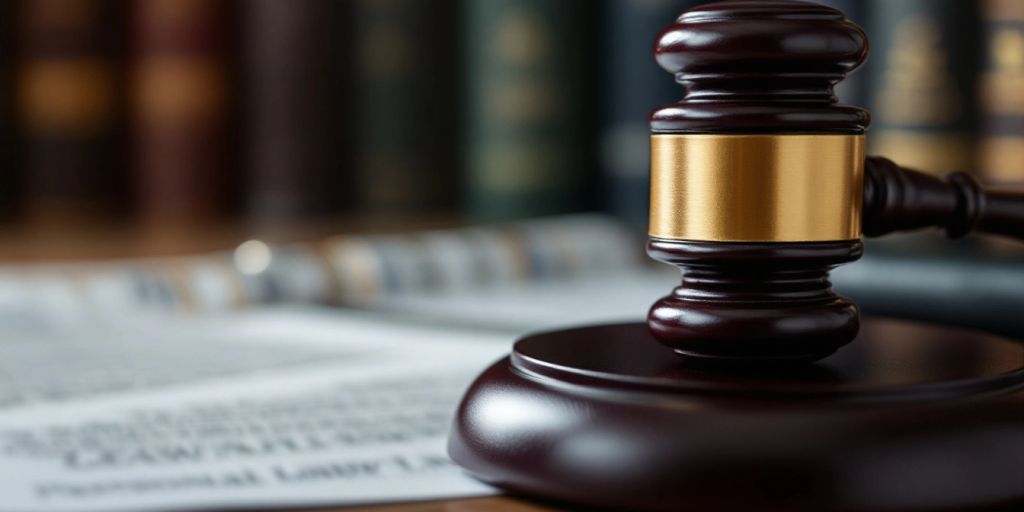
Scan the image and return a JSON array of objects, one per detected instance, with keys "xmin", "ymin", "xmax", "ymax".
[{"xmin": 863, "ymin": 156, "xmax": 1024, "ymax": 241}]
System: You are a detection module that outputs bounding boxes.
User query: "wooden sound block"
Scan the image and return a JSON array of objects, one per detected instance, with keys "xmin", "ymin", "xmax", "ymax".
[{"xmin": 448, "ymin": 318, "xmax": 1024, "ymax": 512}]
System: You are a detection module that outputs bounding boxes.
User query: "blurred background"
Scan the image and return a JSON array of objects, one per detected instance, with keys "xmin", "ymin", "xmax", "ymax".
[
  {"xmin": 0, "ymin": 0, "xmax": 1021, "ymax": 333},
  {"xmin": 0, "ymin": 0, "xmax": 1021, "ymax": 240}
]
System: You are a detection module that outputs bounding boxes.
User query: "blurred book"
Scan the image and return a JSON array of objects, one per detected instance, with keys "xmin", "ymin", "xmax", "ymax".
[
  {"xmin": 978, "ymin": 0, "xmax": 1024, "ymax": 185},
  {"xmin": 0, "ymin": 0, "xmax": 1018, "ymax": 268},
  {"xmin": 353, "ymin": 0, "xmax": 460, "ymax": 217},
  {"xmin": 240, "ymin": 0, "xmax": 347, "ymax": 223},
  {"xmin": 15, "ymin": 0, "xmax": 123, "ymax": 226},
  {"xmin": 463, "ymin": 0, "xmax": 595, "ymax": 222},
  {"xmin": 864, "ymin": 0, "xmax": 980, "ymax": 175},
  {"xmin": 600, "ymin": 0, "xmax": 697, "ymax": 231},
  {"xmin": 129, "ymin": 0, "xmax": 231, "ymax": 227}
]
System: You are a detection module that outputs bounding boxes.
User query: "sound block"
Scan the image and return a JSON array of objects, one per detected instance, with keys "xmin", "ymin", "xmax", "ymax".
[{"xmin": 448, "ymin": 318, "xmax": 1024, "ymax": 512}]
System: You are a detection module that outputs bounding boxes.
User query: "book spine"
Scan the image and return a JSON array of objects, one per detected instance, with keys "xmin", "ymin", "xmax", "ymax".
[
  {"xmin": 600, "ymin": 0, "xmax": 697, "ymax": 231},
  {"xmin": 129, "ymin": 0, "xmax": 231, "ymax": 226},
  {"xmin": 464, "ymin": 0, "xmax": 594, "ymax": 222},
  {"xmin": 352, "ymin": 0, "xmax": 459, "ymax": 216},
  {"xmin": 979, "ymin": 0, "xmax": 1024, "ymax": 184},
  {"xmin": 241, "ymin": 0, "xmax": 343, "ymax": 222},
  {"xmin": 864, "ymin": 0, "xmax": 980, "ymax": 175},
  {"xmin": 14, "ymin": 0, "xmax": 122, "ymax": 226}
]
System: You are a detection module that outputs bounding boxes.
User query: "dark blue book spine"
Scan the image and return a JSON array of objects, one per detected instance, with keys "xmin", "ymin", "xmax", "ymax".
[
  {"xmin": 600, "ymin": 0, "xmax": 697, "ymax": 231},
  {"xmin": 864, "ymin": 0, "xmax": 981, "ymax": 175}
]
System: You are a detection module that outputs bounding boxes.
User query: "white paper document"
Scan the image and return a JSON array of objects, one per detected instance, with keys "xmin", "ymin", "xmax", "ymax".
[{"xmin": 0, "ymin": 308, "xmax": 509, "ymax": 512}]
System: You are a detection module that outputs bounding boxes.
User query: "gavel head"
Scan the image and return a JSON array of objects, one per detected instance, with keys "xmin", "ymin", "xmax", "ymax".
[{"xmin": 646, "ymin": 0, "xmax": 871, "ymax": 363}]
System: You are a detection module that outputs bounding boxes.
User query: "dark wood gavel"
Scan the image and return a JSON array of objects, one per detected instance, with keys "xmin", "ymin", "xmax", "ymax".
[
  {"xmin": 448, "ymin": 3, "xmax": 1024, "ymax": 510},
  {"xmin": 644, "ymin": 1, "xmax": 1024, "ymax": 363}
]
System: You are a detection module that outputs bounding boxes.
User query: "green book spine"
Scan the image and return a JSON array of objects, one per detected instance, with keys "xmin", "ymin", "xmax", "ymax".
[
  {"xmin": 353, "ymin": 0, "xmax": 459, "ymax": 217},
  {"xmin": 979, "ymin": 0, "xmax": 1024, "ymax": 184},
  {"xmin": 464, "ymin": 0, "xmax": 594, "ymax": 222},
  {"xmin": 864, "ymin": 0, "xmax": 980, "ymax": 175}
]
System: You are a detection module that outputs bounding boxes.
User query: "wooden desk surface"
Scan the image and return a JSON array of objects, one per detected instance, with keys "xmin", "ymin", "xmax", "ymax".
[
  {"xmin": 0, "ymin": 215, "xmax": 458, "ymax": 263},
  {"xmin": 310, "ymin": 497, "xmax": 559, "ymax": 512}
]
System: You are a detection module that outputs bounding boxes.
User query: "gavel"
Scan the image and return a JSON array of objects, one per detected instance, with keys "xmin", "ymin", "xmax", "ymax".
[
  {"xmin": 645, "ymin": 0, "xmax": 1024, "ymax": 363},
  {"xmin": 449, "ymin": 2, "xmax": 1024, "ymax": 511}
]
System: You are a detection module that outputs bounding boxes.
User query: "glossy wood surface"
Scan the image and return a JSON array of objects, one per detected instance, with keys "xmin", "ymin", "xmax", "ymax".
[
  {"xmin": 450, "ymin": 318, "xmax": 1024, "ymax": 512},
  {"xmin": 310, "ymin": 492, "xmax": 1024, "ymax": 512},
  {"xmin": 0, "ymin": 215, "xmax": 459, "ymax": 263},
  {"xmin": 646, "ymin": 239, "xmax": 862, "ymax": 362},
  {"xmin": 651, "ymin": 0, "xmax": 868, "ymax": 133},
  {"xmin": 447, "ymin": 1, "xmax": 1024, "ymax": 511},
  {"xmin": 305, "ymin": 497, "xmax": 554, "ymax": 512},
  {"xmin": 864, "ymin": 156, "xmax": 1024, "ymax": 240},
  {"xmin": 644, "ymin": 0, "xmax": 873, "ymax": 361}
]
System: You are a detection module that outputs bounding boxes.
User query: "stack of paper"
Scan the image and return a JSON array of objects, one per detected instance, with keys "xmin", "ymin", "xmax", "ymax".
[{"xmin": 0, "ymin": 309, "xmax": 511, "ymax": 511}]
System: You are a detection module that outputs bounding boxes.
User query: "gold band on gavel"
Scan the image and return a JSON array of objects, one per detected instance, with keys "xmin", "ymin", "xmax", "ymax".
[{"xmin": 649, "ymin": 134, "xmax": 866, "ymax": 242}]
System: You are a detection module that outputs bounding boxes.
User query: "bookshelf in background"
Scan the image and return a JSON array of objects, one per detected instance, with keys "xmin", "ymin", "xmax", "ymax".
[
  {"xmin": 129, "ymin": 0, "xmax": 231, "ymax": 227},
  {"xmin": 463, "ymin": 0, "xmax": 596, "ymax": 222},
  {"xmin": 2, "ymin": 0, "xmax": 1017, "ymax": 237},
  {"xmin": 864, "ymin": 0, "xmax": 980, "ymax": 176},
  {"xmin": 15, "ymin": 0, "xmax": 123, "ymax": 227},
  {"xmin": 979, "ymin": 0, "xmax": 1024, "ymax": 185},
  {"xmin": 352, "ymin": 0, "xmax": 460, "ymax": 218},
  {"xmin": 600, "ymin": 0, "xmax": 697, "ymax": 232},
  {"xmin": 241, "ymin": 0, "xmax": 348, "ymax": 224}
]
